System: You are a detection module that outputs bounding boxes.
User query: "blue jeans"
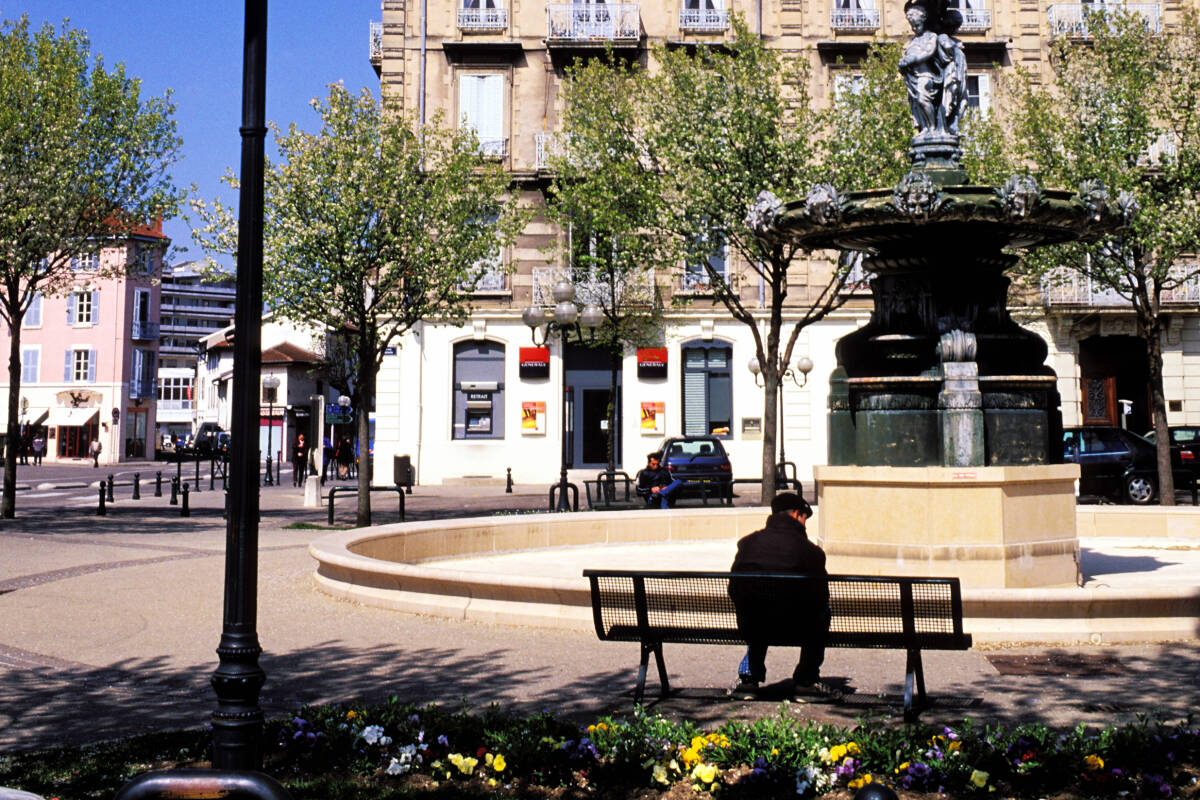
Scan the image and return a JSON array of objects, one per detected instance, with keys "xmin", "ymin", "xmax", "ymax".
[{"xmin": 646, "ymin": 479, "xmax": 684, "ymax": 509}]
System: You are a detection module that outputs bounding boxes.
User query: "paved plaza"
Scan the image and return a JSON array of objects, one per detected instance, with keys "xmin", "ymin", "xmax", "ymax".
[{"xmin": 2, "ymin": 463, "xmax": 1199, "ymax": 756}]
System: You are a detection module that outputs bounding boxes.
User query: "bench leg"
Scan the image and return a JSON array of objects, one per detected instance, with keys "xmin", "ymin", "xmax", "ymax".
[
  {"xmin": 634, "ymin": 641, "xmax": 670, "ymax": 703},
  {"xmin": 903, "ymin": 648, "xmax": 928, "ymax": 722}
]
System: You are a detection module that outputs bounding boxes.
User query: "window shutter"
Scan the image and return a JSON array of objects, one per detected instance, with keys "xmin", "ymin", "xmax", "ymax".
[
  {"xmin": 65, "ymin": 350, "xmax": 73, "ymax": 382},
  {"xmin": 682, "ymin": 349, "xmax": 708, "ymax": 436},
  {"xmin": 977, "ymin": 74, "xmax": 991, "ymax": 113},
  {"xmin": 24, "ymin": 293, "xmax": 41, "ymax": 327},
  {"xmin": 459, "ymin": 74, "xmax": 479, "ymax": 131},
  {"xmin": 133, "ymin": 349, "xmax": 143, "ymax": 395},
  {"xmin": 92, "ymin": 290, "xmax": 100, "ymax": 325},
  {"xmin": 133, "ymin": 290, "xmax": 143, "ymax": 326},
  {"xmin": 67, "ymin": 294, "xmax": 76, "ymax": 325},
  {"xmin": 88, "ymin": 350, "xmax": 97, "ymax": 383}
]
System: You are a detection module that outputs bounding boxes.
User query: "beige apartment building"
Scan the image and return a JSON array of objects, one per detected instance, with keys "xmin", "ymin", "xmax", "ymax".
[{"xmin": 366, "ymin": 0, "xmax": 1199, "ymax": 488}]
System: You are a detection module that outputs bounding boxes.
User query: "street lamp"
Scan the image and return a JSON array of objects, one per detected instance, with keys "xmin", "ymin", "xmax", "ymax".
[
  {"xmin": 262, "ymin": 375, "xmax": 280, "ymax": 486},
  {"xmin": 748, "ymin": 353, "xmax": 814, "ymax": 486},
  {"xmin": 522, "ymin": 279, "xmax": 603, "ymax": 511}
]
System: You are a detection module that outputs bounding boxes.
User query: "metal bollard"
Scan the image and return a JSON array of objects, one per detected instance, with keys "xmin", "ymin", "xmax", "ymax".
[
  {"xmin": 154, "ymin": 470, "xmax": 163, "ymax": 497},
  {"xmin": 209, "ymin": 458, "xmax": 215, "ymax": 490},
  {"xmin": 194, "ymin": 455, "xmax": 202, "ymax": 493},
  {"xmin": 169, "ymin": 475, "xmax": 179, "ymax": 505},
  {"xmin": 506, "ymin": 467, "xmax": 513, "ymax": 493},
  {"xmin": 181, "ymin": 482, "xmax": 190, "ymax": 517},
  {"xmin": 132, "ymin": 472, "xmax": 141, "ymax": 500},
  {"xmin": 106, "ymin": 474, "xmax": 115, "ymax": 502},
  {"xmin": 97, "ymin": 485, "xmax": 106, "ymax": 516}
]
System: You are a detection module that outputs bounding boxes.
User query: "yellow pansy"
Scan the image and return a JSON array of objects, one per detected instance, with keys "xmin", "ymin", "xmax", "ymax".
[
  {"xmin": 1084, "ymin": 754, "xmax": 1104, "ymax": 771},
  {"xmin": 848, "ymin": 774, "xmax": 874, "ymax": 790},
  {"xmin": 896, "ymin": 762, "xmax": 910, "ymax": 774},
  {"xmin": 681, "ymin": 746, "xmax": 702, "ymax": 768},
  {"xmin": 846, "ymin": 742, "xmax": 861, "ymax": 756},
  {"xmin": 692, "ymin": 763, "xmax": 719, "ymax": 785},
  {"xmin": 492, "ymin": 754, "xmax": 506, "ymax": 772},
  {"xmin": 829, "ymin": 744, "xmax": 848, "ymax": 762},
  {"xmin": 948, "ymin": 741, "xmax": 962, "ymax": 753},
  {"xmin": 970, "ymin": 769, "xmax": 989, "ymax": 788},
  {"xmin": 345, "ymin": 710, "xmax": 360, "ymax": 720},
  {"xmin": 653, "ymin": 764, "xmax": 670, "ymax": 785}
]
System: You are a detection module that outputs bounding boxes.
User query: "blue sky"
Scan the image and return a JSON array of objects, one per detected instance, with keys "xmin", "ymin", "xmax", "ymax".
[{"xmin": 11, "ymin": 1, "xmax": 382, "ymax": 267}]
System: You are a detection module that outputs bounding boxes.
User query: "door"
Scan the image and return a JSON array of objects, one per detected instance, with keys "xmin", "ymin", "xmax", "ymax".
[
  {"xmin": 581, "ymin": 388, "xmax": 619, "ymax": 465},
  {"xmin": 126, "ymin": 408, "xmax": 148, "ymax": 458},
  {"xmin": 565, "ymin": 343, "xmax": 622, "ymax": 470}
]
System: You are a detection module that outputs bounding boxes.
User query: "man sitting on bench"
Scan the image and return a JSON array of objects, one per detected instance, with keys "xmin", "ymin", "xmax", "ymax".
[
  {"xmin": 636, "ymin": 452, "xmax": 684, "ymax": 509},
  {"xmin": 728, "ymin": 492, "xmax": 842, "ymax": 701}
]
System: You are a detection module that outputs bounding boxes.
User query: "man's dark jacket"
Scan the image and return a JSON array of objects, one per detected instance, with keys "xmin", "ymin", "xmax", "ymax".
[
  {"xmin": 728, "ymin": 511, "xmax": 829, "ymax": 643},
  {"xmin": 636, "ymin": 465, "xmax": 672, "ymax": 498}
]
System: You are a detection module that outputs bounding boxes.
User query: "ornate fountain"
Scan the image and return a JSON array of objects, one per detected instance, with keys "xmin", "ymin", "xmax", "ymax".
[{"xmin": 767, "ymin": 0, "xmax": 1128, "ymax": 587}]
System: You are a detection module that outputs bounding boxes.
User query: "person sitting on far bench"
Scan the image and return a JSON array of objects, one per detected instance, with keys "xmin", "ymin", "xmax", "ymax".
[{"xmin": 635, "ymin": 452, "xmax": 684, "ymax": 509}]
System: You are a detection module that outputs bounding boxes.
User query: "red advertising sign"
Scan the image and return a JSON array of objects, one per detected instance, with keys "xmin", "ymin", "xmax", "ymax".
[
  {"xmin": 519, "ymin": 346, "xmax": 550, "ymax": 379},
  {"xmin": 637, "ymin": 347, "xmax": 668, "ymax": 379}
]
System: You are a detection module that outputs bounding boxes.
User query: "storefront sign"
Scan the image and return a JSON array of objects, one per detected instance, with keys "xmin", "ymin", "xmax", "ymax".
[
  {"xmin": 521, "ymin": 401, "xmax": 546, "ymax": 435},
  {"xmin": 637, "ymin": 348, "xmax": 668, "ymax": 379},
  {"xmin": 640, "ymin": 401, "xmax": 665, "ymax": 435},
  {"xmin": 519, "ymin": 346, "xmax": 550, "ymax": 379}
]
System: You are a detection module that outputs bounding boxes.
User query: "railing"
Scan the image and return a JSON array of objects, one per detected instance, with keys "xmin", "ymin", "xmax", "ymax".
[
  {"xmin": 535, "ymin": 131, "xmax": 569, "ymax": 170},
  {"xmin": 1047, "ymin": 2, "xmax": 1161, "ymax": 37},
  {"xmin": 478, "ymin": 138, "xmax": 508, "ymax": 159},
  {"xmin": 677, "ymin": 268, "xmax": 730, "ymax": 294},
  {"xmin": 157, "ymin": 398, "xmax": 195, "ymax": 411},
  {"xmin": 131, "ymin": 320, "xmax": 159, "ymax": 340},
  {"xmin": 830, "ymin": 7, "xmax": 880, "ymax": 29},
  {"xmin": 369, "ymin": 20, "xmax": 383, "ymax": 61},
  {"xmin": 957, "ymin": 6, "xmax": 991, "ymax": 30},
  {"xmin": 1041, "ymin": 264, "xmax": 1200, "ymax": 306},
  {"xmin": 532, "ymin": 266, "xmax": 654, "ymax": 307},
  {"xmin": 459, "ymin": 7, "xmax": 508, "ymax": 30},
  {"xmin": 547, "ymin": 3, "xmax": 640, "ymax": 42},
  {"xmin": 459, "ymin": 265, "xmax": 506, "ymax": 293},
  {"xmin": 679, "ymin": 7, "xmax": 729, "ymax": 31}
]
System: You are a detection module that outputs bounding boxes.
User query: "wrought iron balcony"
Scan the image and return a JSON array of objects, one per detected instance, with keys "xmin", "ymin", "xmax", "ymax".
[
  {"xmin": 132, "ymin": 320, "xmax": 160, "ymax": 340},
  {"xmin": 830, "ymin": 7, "xmax": 880, "ymax": 30},
  {"xmin": 458, "ymin": 7, "xmax": 508, "ymax": 30},
  {"xmin": 1047, "ymin": 2, "xmax": 1161, "ymax": 37},
  {"xmin": 957, "ymin": 5, "xmax": 991, "ymax": 30},
  {"xmin": 1041, "ymin": 265, "xmax": 1200, "ymax": 306},
  {"xmin": 546, "ymin": 3, "xmax": 640, "ymax": 43},
  {"xmin": 535, "ymin": 131, "xmax": 569, "ymax": 170},
  {"xmin": 679, "ymin": 7, "xmax": 730, "ymax": 31},
  {"xmin": 369, "ymin": 21, "xmax": 383, "ymax": 62},
  {"xmin": 478, "ymin": 138, "xmax": 508, "ymax": 160}
]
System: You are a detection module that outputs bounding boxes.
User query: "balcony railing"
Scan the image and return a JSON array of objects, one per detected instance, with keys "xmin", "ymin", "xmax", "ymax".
[
  {"xmin": 535, "ymin": 131, "xmax": 569, "ymax": 170},
  {"xmin": 532, "ymin": 266, "xmax": 654, "ymax": 307},
  {"xmin": 830, "ymin": 7, "xmax": 880, "ymax": 29},
  {"xmin": 1047, "ymin": 2, "xmax": 1161, "ymax": 37},
  {"xmin": 157, "ymin": 398, "xmax": 195, "ymax": 412},
  {"xmin": 478, "ymin": 138, "xmax": 508, "ymax": 159},
  {"xmin": 679, "ymin": 7, "xmax": 730, "ymax": 31},
  {"xmin": 1041, "ymin": 265, "xmax": 1200, "ymax": 306},
  {"xmin": 459, "ymin": 7, "xmax": 508, "ymax": 30},
  {"xmin": 132, "ymin": 320, "xmax": 160, "ymax": 340},
  {"xmin": 369, "ymin": 21, "xmax": 383, "ymax": 62},
  {"xmin": 957, "ymin": 6, "xmax": 991, "ymax": 30},
  {"xmin": 459, "ymin": 265, "xmax": 507, "ymax": 293},
  {"xmin": 547, "ymin": 3, "xmax": 640, "ymax": 42}
]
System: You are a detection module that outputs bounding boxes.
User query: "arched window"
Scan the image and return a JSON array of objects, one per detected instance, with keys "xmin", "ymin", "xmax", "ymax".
[
  {"xmin": 681, "ymin": 342, "xmax": 732, "ymax": 438},
  {"xmin": 453, "ymin": 340, "xmax": 505, "ymax": 439}
]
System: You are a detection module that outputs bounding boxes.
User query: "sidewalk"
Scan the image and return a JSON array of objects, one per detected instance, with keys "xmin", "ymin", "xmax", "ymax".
[{"xmin": 1, "ymin": 478, "xmax": 1198, "ymax": 756}]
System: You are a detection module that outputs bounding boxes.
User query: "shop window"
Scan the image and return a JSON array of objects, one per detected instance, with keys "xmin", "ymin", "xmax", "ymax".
[
  {"xmin": 453, "ymin": 340, "xmax": 505, "ymax": 439},
  {"xmin": 682, "ymin": 343, "xmax": 732, "ymax": 437}
]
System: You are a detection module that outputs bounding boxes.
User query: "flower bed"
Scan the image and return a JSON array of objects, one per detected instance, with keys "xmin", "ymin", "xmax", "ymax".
[{"xmin": 3, "ymin": 701, "xmax": 1199, "ymax": 800}]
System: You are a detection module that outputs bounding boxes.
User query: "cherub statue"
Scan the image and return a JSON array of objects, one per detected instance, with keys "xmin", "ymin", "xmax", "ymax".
[
  {"xmin": 937, "ymin": 9, "xmax": 967, "ymax": 135},
  {"xmin": 897, "ymin": 0, "xmax": 947, "ymax": 138}
]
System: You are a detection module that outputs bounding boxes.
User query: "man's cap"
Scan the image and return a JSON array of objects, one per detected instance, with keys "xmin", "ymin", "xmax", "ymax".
[{"xmin": 771, "ymin": 492, "xmax": 812, "ymax": 516}]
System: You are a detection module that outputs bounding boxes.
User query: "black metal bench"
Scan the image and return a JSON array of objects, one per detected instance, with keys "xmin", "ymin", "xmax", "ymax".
[
  {"xmin": 584, "ymin": 470, "xmax": 734, "ymax": 510},
  {"xmin": 584, "ymin": 569, "xmax": 973, "ymax": 720},
  {"xmin": 327, "ymin": 485, "xmax": 405, "ymax": 524}
]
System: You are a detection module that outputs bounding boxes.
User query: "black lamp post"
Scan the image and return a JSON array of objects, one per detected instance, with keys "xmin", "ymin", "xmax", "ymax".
[
  {"xmin": 748, "ymin": 353, "xmax": 814, "ymax": 485},
  {"xmin": 210, "ymin": 0, "xmax": 268, "ymax": 772},
  {"xmin": 262, "ymin": 375, "xmax": 279, "ymax": 486},
  {"xmin": 523, "ymin": 279, "xmax": 602, "ymax": 512}
]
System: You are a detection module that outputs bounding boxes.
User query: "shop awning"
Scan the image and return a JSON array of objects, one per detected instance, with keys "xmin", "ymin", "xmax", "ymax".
[
  {"xmin": 23, "ymin": 408, "xmax": 49, "ymax": 426},
  {"xmin": 46, "ymin": 407, "xmax": 99, "ymax": 427}
]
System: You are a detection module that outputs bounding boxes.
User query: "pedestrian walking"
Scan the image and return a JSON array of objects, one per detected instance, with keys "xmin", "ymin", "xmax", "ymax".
[
  {"xmin": 90, "ymin": 437, "xmax": 102, "ymax": 468},
  {"xmin": 292, "ymin": 434, "xmax": 309, "ymax": 487},
  {"xmin": 31, "ymin": 434, "xmax": 45, "ymax": 466}
]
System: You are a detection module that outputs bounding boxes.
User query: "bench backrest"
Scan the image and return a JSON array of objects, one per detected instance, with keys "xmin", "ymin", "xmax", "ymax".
[{"xmin": 583, "ymin": 570, "xmax": 971, "ymax": 650}]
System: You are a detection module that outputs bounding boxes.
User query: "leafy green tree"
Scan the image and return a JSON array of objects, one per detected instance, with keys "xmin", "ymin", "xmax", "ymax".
[
  {"xmin": 194, "ymin": 84, "xmax": 525, "ymax": 524},
  {"xmin": 559, "ymin": 19, "xmax": 911, "ymax": 501},
  {"xmin": 987, "ymin": 12, "xmax": 1200, "ymax": 504},
  {"xmin": 547, "ymin": 58, "xmax": 670, "ymax": 475},
  {"xmin": 0, "ymin": 15, "xmax": 181, "ymax": 518}
]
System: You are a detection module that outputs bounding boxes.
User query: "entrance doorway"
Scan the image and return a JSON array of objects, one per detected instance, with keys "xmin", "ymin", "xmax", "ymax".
[
  {"xmin": 58, "ymin": 419, "xmax": 98, "ymax": 458},
  {"xmin": 1079, "ymin": 335, "xmax": 1150, "ymax": 432},
  {"xmin": 126, "ymin": 408, "xmax": 148, "ymax": 458},
  {"xmin": 565, "ymin": 344, "xmax": 622, "ymax": 469}
]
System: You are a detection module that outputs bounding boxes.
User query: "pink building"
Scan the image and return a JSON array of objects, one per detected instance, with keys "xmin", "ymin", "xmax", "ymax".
[{"xmin": 2, "ymin": 222, "xmax": 166, "ymax": 464}]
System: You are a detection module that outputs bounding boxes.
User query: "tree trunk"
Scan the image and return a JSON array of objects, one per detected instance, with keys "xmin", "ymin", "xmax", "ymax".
[
  {"xmin": 356, "ymin": 322, "xmax": 375, "ymax": 526},
  {"xmin": 606, "ymin": 344, "xmax": 618, "ymax": 478},
  {"xmin": 760, "ymin": 365, "xmax": 779, "ymax": 505},
  {"xmin": 1145, "ymin": 321, "xmax": 1175, "ymax": 506},
  {"xmin": 3, "ymin": 316, "xmax": 21, "ymax": 518}
]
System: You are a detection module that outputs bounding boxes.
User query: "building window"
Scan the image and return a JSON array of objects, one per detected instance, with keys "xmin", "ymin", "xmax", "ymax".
[
  {"xmin": 460, "ymin": 0, "xmax": 507, "ymax": 30},
  {"xmin": 459, "ymin": 73, "xmax": 506, "ymax": 158},
  {"xmin": 682, "ymin": 343, "xmax": 732, "ymax": 438},
  {"xmin": 459, "ymin": 212, "xmax": 505, "ymax": 292},
  {"xmin": 452, "ymin": 340, "xmax": 505, "ymax": 439},
  {"xmin": 65, "ymin": 348, "xmax": 96, "ymax": 383},
  {"xmin": 135, "ymin": 244, "xmax": 155, "ymax": 273},
  {"xmin": 69, "ymin": 290, "xmax": 98, "ymax": 326},
  {"xmin": 965, "ymin": 74, "xmax": 991, "ymax": 114},
  {"xmin": 23, "ymin": 293, "xmax": 42, "ymax": 328},
  {"xmin": 683, "ymin": 230, "xmax": 728, "ymax": 292},
  {"xmin": 131, "ymin": 349, "xmax": 156, "ymax": 399},
  {"xmin": 680, "ymin": 0, "xmax": 729, "ymax": 31},
  {"xmin": 71, "ymin": 252, "xmax": 98, "ymax": 270},
  {"xmin": 830, "ymin": 0, "xmax": 879, "ymax": 29},
  {"xmin": 21, "ymin": 347, "xmax": 39, "ymax": 383},
  {"xmin": 157, "ymin": 377, "xmax": 195, "ymax": 410}
]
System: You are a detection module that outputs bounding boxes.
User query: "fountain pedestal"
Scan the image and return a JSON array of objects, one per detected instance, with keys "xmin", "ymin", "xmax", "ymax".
[{"xmin": 814, "ymin": 464, "xmax": 1081, "ymax": 588}]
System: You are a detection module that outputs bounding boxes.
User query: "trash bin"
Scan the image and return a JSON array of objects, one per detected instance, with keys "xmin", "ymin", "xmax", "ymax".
[{"xmin": 394, "ymin": 454, "xmax": 413, "ymax": 489}]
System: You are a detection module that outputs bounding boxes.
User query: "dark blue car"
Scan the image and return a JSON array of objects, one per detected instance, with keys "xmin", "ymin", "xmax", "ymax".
[{"xmin": 654, "ymin": 435, "xmax": 733, "ymax": 499}]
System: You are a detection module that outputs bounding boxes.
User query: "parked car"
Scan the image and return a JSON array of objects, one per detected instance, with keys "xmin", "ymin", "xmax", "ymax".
[
  {"xmin": 653, "ymin": 435, "xmax": 733, "ymax": 497},
  {"xmin": 1143, "ymin": 426, "xmax": 1200, "ymax": 477},
  {"xmin": 1062, "ymin": 426, "xmax": 1192, "ymax": 505},
  {"xmin": 190, "ymin": 424, "xmax": 225, "ymax": 457}
]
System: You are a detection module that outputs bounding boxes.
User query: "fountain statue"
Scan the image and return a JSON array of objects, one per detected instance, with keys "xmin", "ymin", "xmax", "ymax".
[{"xmin": 765, "ymin": 7, "xmax": 1125, "ymax": 587}]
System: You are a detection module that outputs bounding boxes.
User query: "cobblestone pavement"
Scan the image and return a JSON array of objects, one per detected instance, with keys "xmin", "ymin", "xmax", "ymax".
[{"xmin": 1, "ymin": 474, "xmax": 1199, "ymax": 756}]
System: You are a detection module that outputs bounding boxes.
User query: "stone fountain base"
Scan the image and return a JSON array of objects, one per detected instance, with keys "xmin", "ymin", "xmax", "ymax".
[{"xmin": 814, "ymin": 464, "xmax": 1081, "ymax": 589}]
